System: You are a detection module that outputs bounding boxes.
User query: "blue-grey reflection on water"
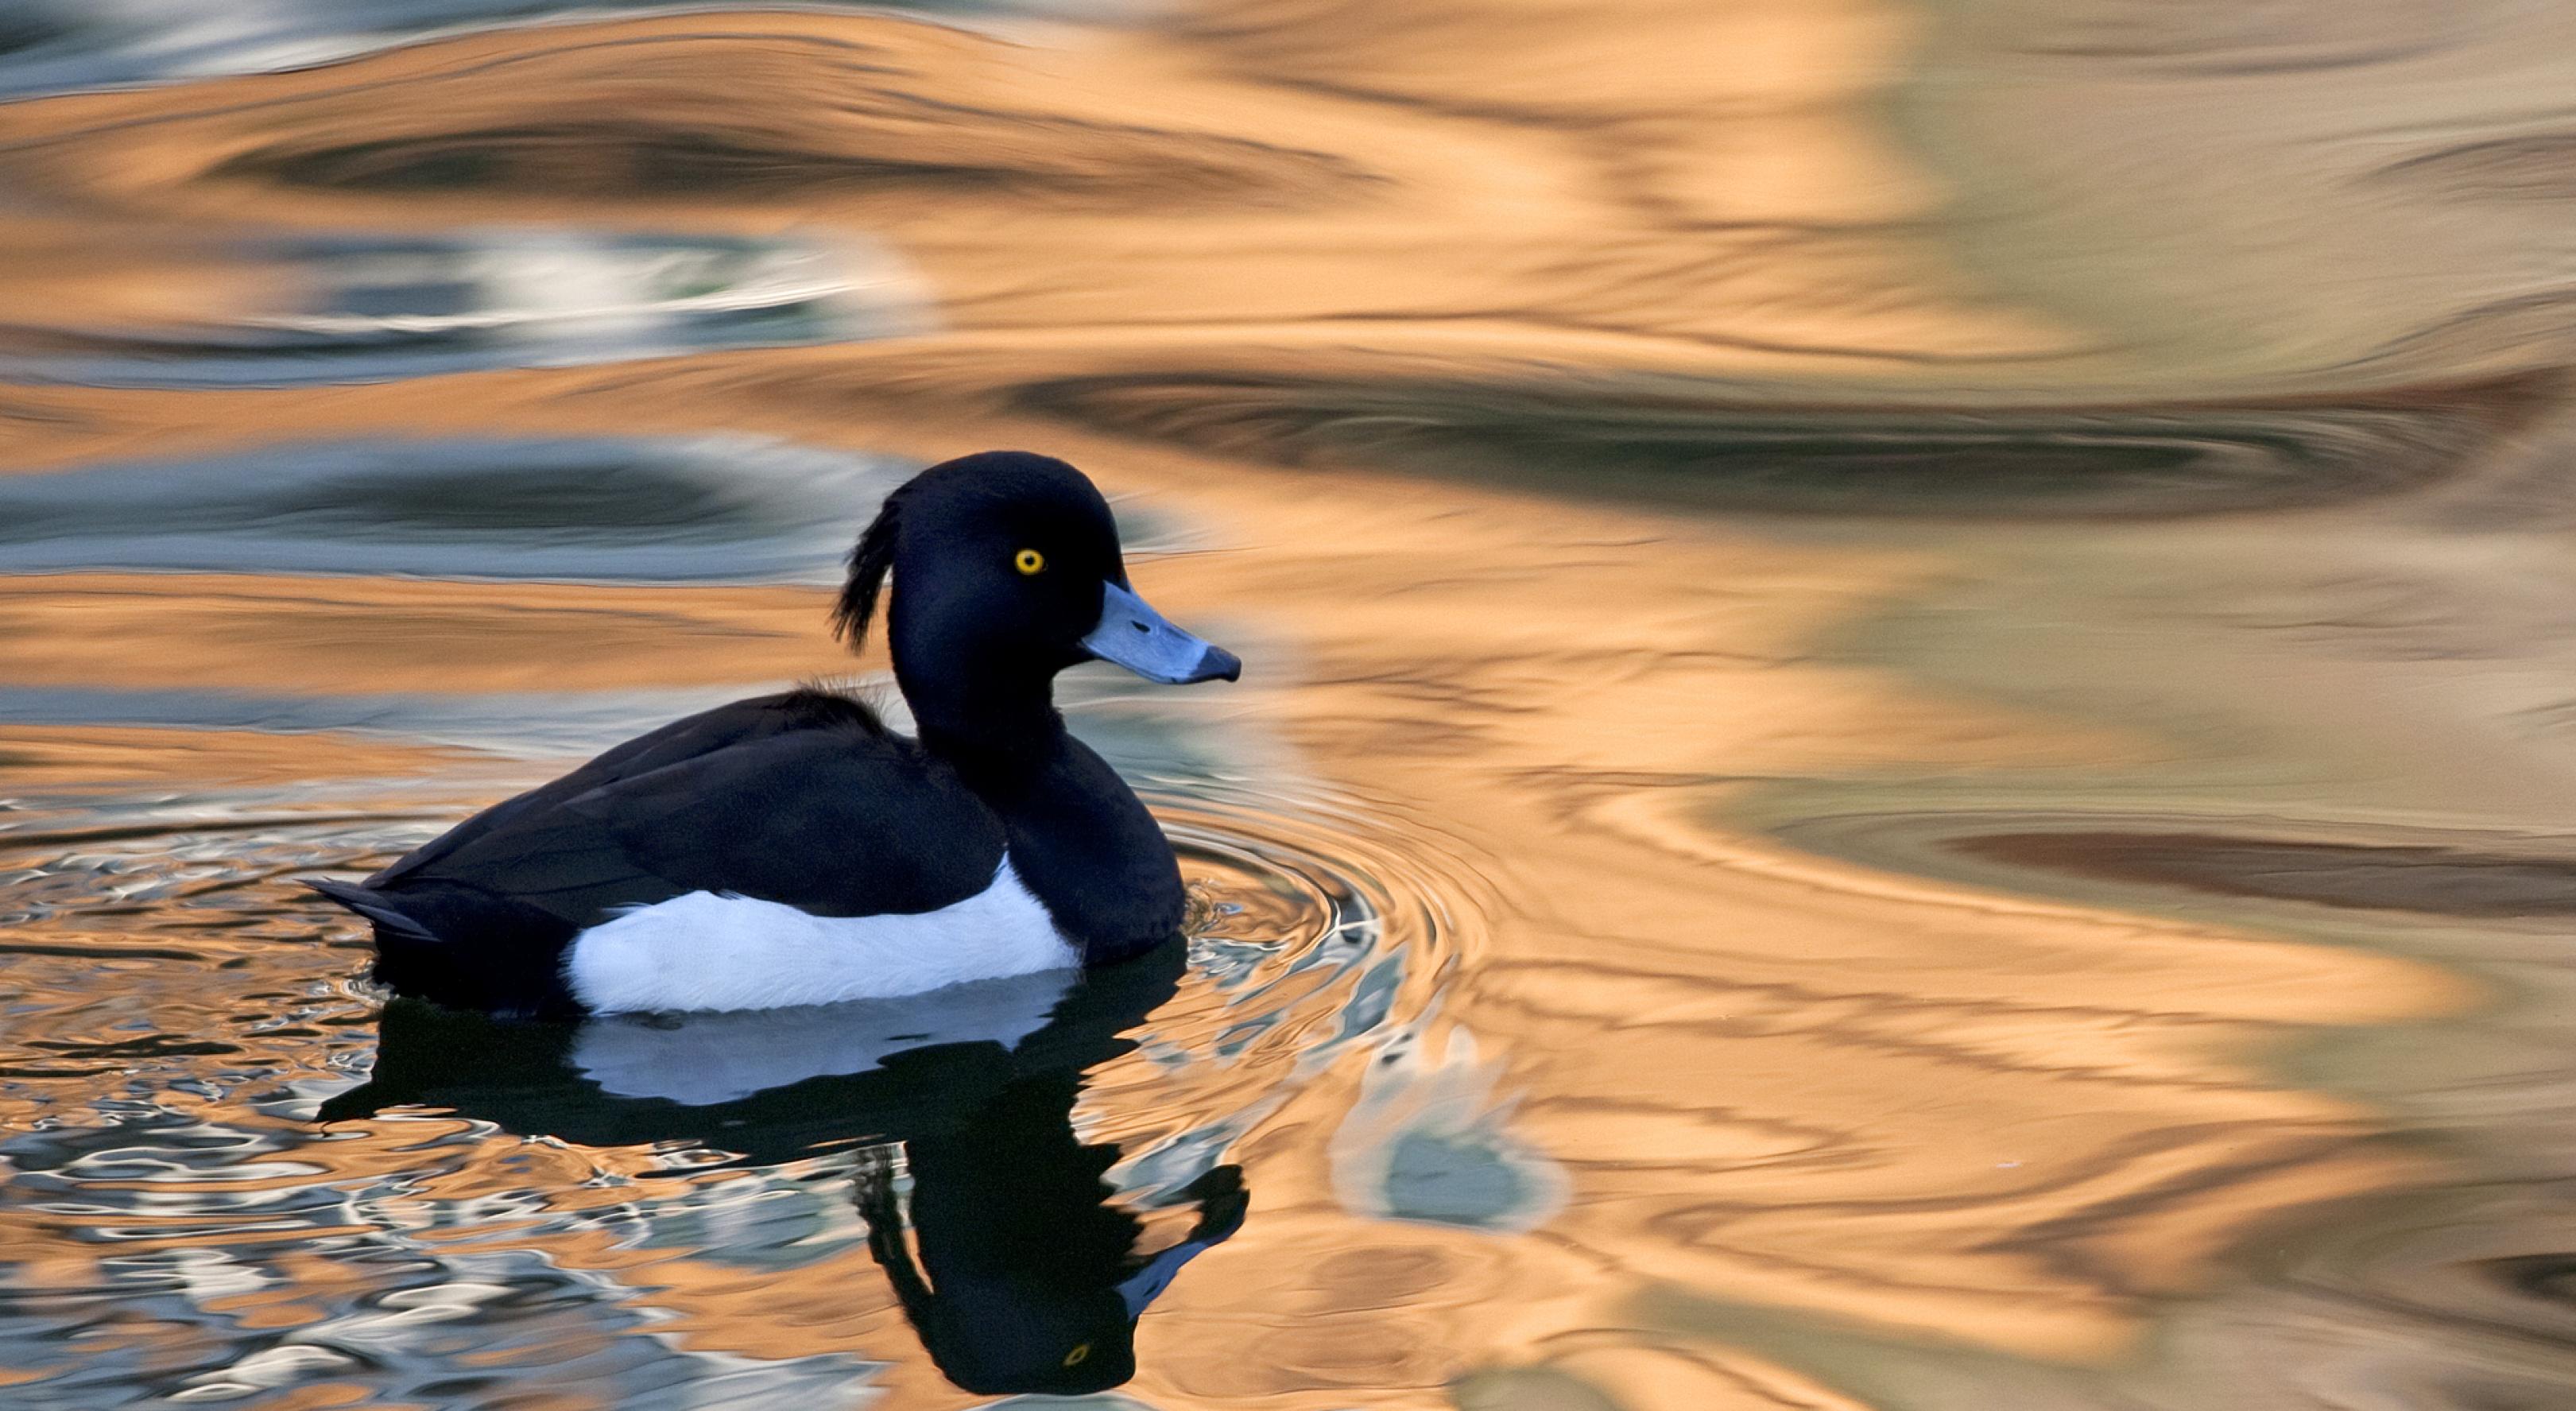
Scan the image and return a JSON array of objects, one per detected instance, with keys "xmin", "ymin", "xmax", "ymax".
[
  {"xmin": 0, "ymin": 436, "xmax": 906, "ymax": 580},
  {"xmin": 0, "ymin": 1200, "xmax": 885, "ymax": 1409},
  {"xmin": 0, "ymin": 435, "xmax": 1187, "ymax": 583},
  {"xmin": 0, "ymin": 231, "xmax": 927, "ymax": 389},
  {"xmin": 567, "ymin": 970, "xmax": 1083, "ymax": 1105}
]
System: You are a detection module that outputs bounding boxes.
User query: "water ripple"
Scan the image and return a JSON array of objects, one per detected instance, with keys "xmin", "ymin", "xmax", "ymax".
[
  {"xmin": 0, "ymin": 435, "xmax": 905, "ymax": 581},
  {"xmin": 1016, "ymin": 371, "xmax": 2553, "ymax": 517},
  {"xmin": 0, "ymin": 0, "xmax": 1039, "ymax": 99},
  {"xmin": 0, "ymin": 773, "xmax": 1486, "ymax": 1404},
  {"xmin": 0, "ymin": 230, "xmax": 928, "ymax": 390}
]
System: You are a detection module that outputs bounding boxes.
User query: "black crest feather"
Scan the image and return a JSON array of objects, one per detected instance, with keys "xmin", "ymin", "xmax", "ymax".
[{"xmin": 832, "ymin": 491, "xmax": 901, "ymax": 649}]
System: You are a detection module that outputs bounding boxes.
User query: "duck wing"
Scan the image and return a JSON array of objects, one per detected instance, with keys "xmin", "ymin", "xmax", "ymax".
[
  {"xmin": 312, "ymin": 692, "xmax": 1011, "ymax": 1014},
  {"xmin": 378, "ymin": 690, "xmax": 1008, "ymax": 926},
  {"xmin": 370, "ymin": 689, "xmax": 868, "ymax": 891}
]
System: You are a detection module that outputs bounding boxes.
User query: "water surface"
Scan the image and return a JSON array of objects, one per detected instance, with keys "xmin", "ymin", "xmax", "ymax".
[{"xmin": 5, "ymin": 2, "xmax": 2576, "ymax": 1408}]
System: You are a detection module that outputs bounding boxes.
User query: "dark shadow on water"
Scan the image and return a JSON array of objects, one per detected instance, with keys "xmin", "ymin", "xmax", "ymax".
[
  {"xmin": 211, "ymin": 118, "xmax": 1369, "ymax": 211},
  {"xmin": 0, "ymin": 435, "xmax": 900, "ymax": 581},
  {"xmin": 1017, "ymin": 370, "xmax": 2560, "ymax": 519},
  {"xmin": 317, "ymin": 939, "xmax": 1247, "ymax": 1396},
  {"xmin": 1958, "ymin": 830, "xmax": 2576, "ymax": 918}
]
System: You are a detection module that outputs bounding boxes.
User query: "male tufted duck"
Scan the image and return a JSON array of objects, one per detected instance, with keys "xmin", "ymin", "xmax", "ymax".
[{"xmin": 309, "ymin": 451, "xmax": 1238, "ymax": 1016}]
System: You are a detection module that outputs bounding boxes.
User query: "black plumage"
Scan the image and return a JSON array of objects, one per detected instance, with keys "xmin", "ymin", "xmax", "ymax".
[{"xmin": 308, "ymin": 451, "xmax": 1240, "ymax": 1015}]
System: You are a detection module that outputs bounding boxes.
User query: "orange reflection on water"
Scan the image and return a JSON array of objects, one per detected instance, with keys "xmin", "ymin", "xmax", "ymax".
[
  {"xmin": 0, "ymin": 724, "xmax": 462, "ymax": 791},
  {"xmin": 1, "ymin": 0, "xmax": 2562, "ymax": 1406},
  {"xmin": 0, "ymin": 574, "xmax": 849, "ymax": 696},
  {"xmin": 0, "ymin": 2, "xmax": 2072, "ymax": 396}
]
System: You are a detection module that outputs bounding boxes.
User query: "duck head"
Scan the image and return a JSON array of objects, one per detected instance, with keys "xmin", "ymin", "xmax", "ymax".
[{"xmin": 833, "ymin": 452, "xmax": 1238, "ymax": 750}]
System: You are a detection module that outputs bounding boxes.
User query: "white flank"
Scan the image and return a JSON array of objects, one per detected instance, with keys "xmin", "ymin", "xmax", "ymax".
[{"xmin": 563, "ymin": 856, "xmax": 1076, "ymax": 1014}]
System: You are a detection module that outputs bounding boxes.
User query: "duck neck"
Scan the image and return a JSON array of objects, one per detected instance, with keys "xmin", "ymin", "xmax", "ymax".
[
  {"xmin": 895, "ymin": 655, "xmax": 1183, "ymax": 963},
  {"xmin": 899, "ymin": 665, "xmax": 1065, "ymax": 780}
]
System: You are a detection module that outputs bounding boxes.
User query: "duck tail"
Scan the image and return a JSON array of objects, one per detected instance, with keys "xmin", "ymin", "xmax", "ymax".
[
  {"xmin": 304, "ymin": 878, "xmax": 582, "ymax": 1018},
  {"xmin": 305, "ymin": 878, "xmax": 440, "ymax": 944}
]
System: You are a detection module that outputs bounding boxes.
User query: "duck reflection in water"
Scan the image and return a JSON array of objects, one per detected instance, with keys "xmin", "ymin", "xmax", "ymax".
[
  {"xmin": 861, "ymin": 1082, "xmax": 1245, "ymax": 1394},
  {"xmin": 319, "ymin": 937, "xmax": 1246, "ymax": 1395}
]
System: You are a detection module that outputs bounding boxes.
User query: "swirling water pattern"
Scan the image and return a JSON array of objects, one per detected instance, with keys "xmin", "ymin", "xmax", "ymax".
[{"xmin": 5, "ymin": 1, "xmax": 2576, "ymax": 1409}]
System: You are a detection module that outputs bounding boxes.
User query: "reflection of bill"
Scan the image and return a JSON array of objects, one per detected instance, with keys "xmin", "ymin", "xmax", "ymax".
[{"xmin": 858, "ymin": 1099, "xmax": 1247, "ymax": 1397}]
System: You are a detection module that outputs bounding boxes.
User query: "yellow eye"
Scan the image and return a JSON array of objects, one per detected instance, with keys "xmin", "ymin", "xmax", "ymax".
[
  {"xmin": 1063, "ymin": 1343, "xmax": 1091, "ymax": 1367},
  {"xmin": 1014, "ymin": 549, "xmax": 1045, "ymax": 576}
]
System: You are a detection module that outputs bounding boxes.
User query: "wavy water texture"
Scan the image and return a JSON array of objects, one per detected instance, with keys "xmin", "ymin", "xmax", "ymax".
[
  {"xmin": 0, "ymin": 771, "xmax": 1460, "ymax": 1407},
  {"xmin": 0, "ymin": 231, "xmax": 927, "ymax": 388},
  {"xmin": 0, "ymin": 435, "xmax": 907, "ymax": 578},
  {"xmin": 2, "ymin": 1, "xmax": 2576, "ymax": 1409},
  {"xmin": 0, "ymin": 0, "xmax": 1051, "ymax": 97}
]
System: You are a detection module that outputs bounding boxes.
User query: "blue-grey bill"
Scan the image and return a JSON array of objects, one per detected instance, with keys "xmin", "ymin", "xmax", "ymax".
[{"xmin": 1083, "ymin": 580, "xmax": 1242, "ymax": 684}]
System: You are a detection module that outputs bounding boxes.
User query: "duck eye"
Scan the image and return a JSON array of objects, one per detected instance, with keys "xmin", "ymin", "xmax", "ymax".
[
  {"xmin": 1014, "ymin": 549, "xmax": 1046, "ymax": 576},
  {"xmin": 1063, "ymin": 1343, "xmax": 1091, "ymax": 1367}
]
